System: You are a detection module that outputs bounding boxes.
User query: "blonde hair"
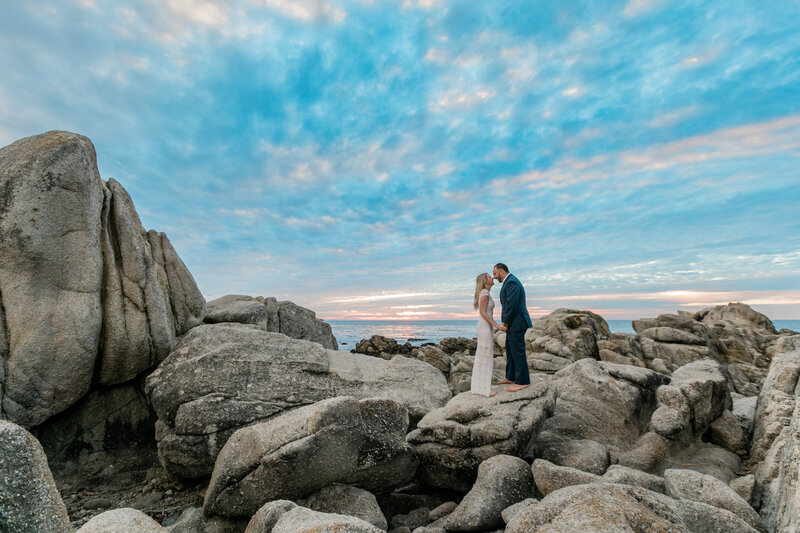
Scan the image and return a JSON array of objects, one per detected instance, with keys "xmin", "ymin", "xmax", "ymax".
[{"xmin": 473, "ymin": 273, "xmax": 490, "ymax": 310}]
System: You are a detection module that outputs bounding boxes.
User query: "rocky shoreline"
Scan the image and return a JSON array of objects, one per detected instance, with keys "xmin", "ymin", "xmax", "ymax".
[{"xmin": 2, "ymin": 131, "xmax": 800, "ymax": 533}]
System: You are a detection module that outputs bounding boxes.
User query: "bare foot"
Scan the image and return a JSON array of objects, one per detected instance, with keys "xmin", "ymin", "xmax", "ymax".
[
  {"xmin": 489, "ymin": 391, "xmax": 497, "ymax": 397},
  {"xmin": 507, "ymin": 384, "xmax": 529, "ymax": 392},
  {"xmin": 498, "ymin": 378, "xmax": 514, "ymax": 384}
]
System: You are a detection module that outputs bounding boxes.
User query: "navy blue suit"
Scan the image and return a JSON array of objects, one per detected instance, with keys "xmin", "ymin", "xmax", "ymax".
[{"xmin": 500, "ymin": 273, "xmax": 532, "ymax": 385}]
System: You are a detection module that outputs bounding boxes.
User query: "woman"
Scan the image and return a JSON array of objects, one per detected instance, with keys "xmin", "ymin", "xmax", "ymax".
[{"xmin": 471, "ymin": 273, "xmax": 502, "ymax": 397}]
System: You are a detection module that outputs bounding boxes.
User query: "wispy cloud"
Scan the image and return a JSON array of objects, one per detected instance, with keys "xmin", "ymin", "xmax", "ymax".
[{"xmin": 1, "ymin": 0, "xmax": 798, "ymax": 320}]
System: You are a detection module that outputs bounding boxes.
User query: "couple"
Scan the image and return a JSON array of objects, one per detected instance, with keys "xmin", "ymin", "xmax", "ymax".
[{"xmin": 470, "ymin": 263, "xmax": 532, "ymax": 397}]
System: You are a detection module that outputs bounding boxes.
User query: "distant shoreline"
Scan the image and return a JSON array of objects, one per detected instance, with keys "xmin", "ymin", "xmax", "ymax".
[{"xmin": 327, "ymin": 318, "xmax": 800, "ymax": 348}]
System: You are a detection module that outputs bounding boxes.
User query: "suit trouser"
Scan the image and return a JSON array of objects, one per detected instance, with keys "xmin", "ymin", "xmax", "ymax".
[{"xmin": 505, "ymin": 329, "xmax": 530, "ymax": 385}]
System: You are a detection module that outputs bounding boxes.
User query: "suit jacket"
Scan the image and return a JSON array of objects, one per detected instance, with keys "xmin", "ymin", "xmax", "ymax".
[{"xmin": 500, "ymin": 273, "xmax": 533, "ymax": 332}]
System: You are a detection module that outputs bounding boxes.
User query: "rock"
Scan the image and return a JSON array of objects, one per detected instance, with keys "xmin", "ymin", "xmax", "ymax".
[
  {"xmin": 708, "ymin": 409, "xmax": 748, "ymax": 454},
  {"xmin": 145, "ymin": 324, "xmax": 449, "ymax": 478},
  {"xmin": 664, "ymin": 469, "xmax": 767, "ymax": 532},
  {"xmin": 534, "ymin": 437, "xmax": 610, "ymax": 475},
  {"xmin": 506, "ymin": 482, "xmax": 760, "ymax": 533},
  {"xmin": 205, "ymin": 295, "xmax": 337, "ymax": 349},
  {"xmin": 428, "ymin": 502, "xmax": 457, "ymax": 522},
  {"xmin": 500, "ymin": 498, "xmax": 537, "ymax": 524},
  {"xmin": 537, "ymin": 359, "xmax": 668, "ymax": 458},
  {"xmin": 390, "ymin": 508, "xmax": 430, "ymax": 530},
  {"xmin": 34, "ymin": 382, "xmax": 155, "ymax": 462},
  {"xmin": 505, "ymin": 483, "xmax": 684, "ymax": 532},
  {"xmin": 415, "ymin": 345, "xmax": 451, "ymax": 373},
  {"xmin": 0, "ymin": 131, "xmax": 204, "ymax": 427},
  {"xmin": 443, "ymin": 454, "xmax": 532, "ymax": 531},
  {"xmin": 76, "ymin": 508, "xmax": 168, "ymax": 532},
  {"xmin": 245, "ymin": 500, "xmax": 298, "ymax": 533},
  {"xmin": 407, "ymin": 376, "xmax": 556, "ymax": 491},
  {"xmin": 601, "ymin": 464, "xmax": 666, "ymax": 493},
  {"xmin": 302, "ymin": 484, "xmax": 387, "ymax": 530},
  {"xmin": 523, "ymin": 308, "xmax": 611, "ymax": 373},
  {"xmin": 750, "ymin": 335, "xmax": 800, "ymax": 532},
  {"xmin": 696, "ymin": 304, "xmax": 778, "ymax": 396},
  {"xmin": 166, "ymin": 506, "xmax": 204, "ymax": 533},
  {"xmin": 355, "ymin": 335, "xmax": 402, "ymax": 358},
  {"xmin": 731, "ymin": 395, "xmax": 757, "ymax": 437},
  {"xmin": 271, "ymin": 506, "xmax": 383, "ymax": 533},
  {"xmin": 0, "ymin": 131, "xmax": 105, "ymax": 427},
  {"xmin": 597, "ymin": 333, "xmax": 647, "ymax": 367},
  {"xmin": 438, "ymin": 337, "xmax": 477, "ymax": 355},
  {"xmin": 652, "ymin": 359, "xmax": 729, "ymax": 438},
  {"xmin": 0, "ymin": 420, "xmax": 71, "ymax": 532},
  {"xmin": 729, "ymin": 474, "xmax": 756, "ymax": 507},
  {"xmin": 205, "ymin": 295, "xmax": 274, "ymax": 329},
  {"xmin": 531, "ymin": 459, "xmax": 601, "ymax": 496},
  {"xmin": 204, "ymin": 397, "xmax": 417, "ymax": 518}
]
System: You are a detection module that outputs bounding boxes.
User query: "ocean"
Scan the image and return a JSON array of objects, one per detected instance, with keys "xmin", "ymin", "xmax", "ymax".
[{"xmin": 328, "ymin": 319, "xmax": 800, "ymax": 348}]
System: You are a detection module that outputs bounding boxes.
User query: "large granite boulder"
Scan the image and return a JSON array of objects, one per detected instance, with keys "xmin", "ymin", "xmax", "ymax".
[
  {"xmin": 634, "ymin": 313, "xmax": 715, "ymax": 374},
  {"xmin": 618, "ymin": 359, "xmax": 740, "ymax": 482},
  {"xmin": 523, "ymin": 308, "xmax": 611, "ymax": 373},
  {"xmin": 247, "ymin": 502, "xmax": 382, "ymax": 533},
  {"xmin": 355, "ymin": 335, "xmax": 410, "ymax": 358},
  {"xmin": 205, "ymin": 294, "xmax": 337, "ymax": 349},
  {"xmin": 301, "ymin": 484, "xmax": 387, "ymax": 530},
  {"xmin": 407, "ymin": 376, "xmax": 556, "ymax": 491},
  {"xmin": 77, "ymin": 508, "xmax": 168, "ymax": 532},
  {"xmin": 505, "ymin": 482, "xmax": 761, "ymax": 533},
  {"xmin": 535, "ymin": 359, "xmax": 668, "ymax": 472},
  {"xmin": 632, "ymin": 303, "xmax": 780, "ymax": 395},
  {"xmin": 0, "ymin": 131, "xmax": 204, "ymax": 427},
  {"xmin": 750, "ymin": 335, "xmax": 800, "ymax": 532},
  {"xmin": 664, "ymin": 469, "xmax": 767, "ymax": 532},
  {"xmin": 204, "ymin": 396, "xmax": 417, "ymax": 518},
  {"xmin": 0, "ymin": 420, "xmax": 71, "ymax": 533},
  {"xmin": 696, "ymin": 303, "xmax": 779, "ymax": 396},
  {"xmin": 443, "ymin": 454, "xmax": 532, "ymax": 531},
  {"xmin": 145, "ymin": 323, "xmax": 450, "ymax": 478}
]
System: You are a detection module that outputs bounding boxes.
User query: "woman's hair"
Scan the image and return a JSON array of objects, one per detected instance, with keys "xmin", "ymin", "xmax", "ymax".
[{"xmin": 473, "ymin": 273, "xmax": 489, "ymax": 310}]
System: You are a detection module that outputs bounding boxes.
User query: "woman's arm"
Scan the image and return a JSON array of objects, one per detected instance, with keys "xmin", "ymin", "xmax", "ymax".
[{"xmin": 479, "ymin": 294, "xmax": 501, "ymax": 329}]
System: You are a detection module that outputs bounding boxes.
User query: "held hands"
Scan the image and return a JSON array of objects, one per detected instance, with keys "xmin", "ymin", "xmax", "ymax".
[{"xmin": 498, "ymin": 323, "xmax": 508, "ymax": 332}]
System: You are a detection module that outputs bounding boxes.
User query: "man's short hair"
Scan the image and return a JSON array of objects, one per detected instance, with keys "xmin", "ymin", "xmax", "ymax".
[{"xmin": 494, "ymin": 263, "xmax": 509, "ymax": 273}]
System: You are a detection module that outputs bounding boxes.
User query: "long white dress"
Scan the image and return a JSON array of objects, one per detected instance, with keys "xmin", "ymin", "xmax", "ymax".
[{"xmin": 470, "ymin": 288, "xmax": 494, "ymax": 396}]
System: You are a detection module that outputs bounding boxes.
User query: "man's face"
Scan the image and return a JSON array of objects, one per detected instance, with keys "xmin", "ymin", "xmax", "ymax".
[{"xmin": 493, "ymin": 267, "xmax": 504, "ymax": 282}]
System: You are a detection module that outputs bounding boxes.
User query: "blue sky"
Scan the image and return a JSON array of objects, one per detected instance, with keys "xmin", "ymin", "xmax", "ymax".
[{"xmin": 1, "ymin": 0, "xmax": 799, "ymax": 320}]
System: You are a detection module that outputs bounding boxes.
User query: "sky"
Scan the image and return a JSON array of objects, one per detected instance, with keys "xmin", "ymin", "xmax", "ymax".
[{"xmin": 1, "ymin": 0, "xmax": 799, "ymax": 321}]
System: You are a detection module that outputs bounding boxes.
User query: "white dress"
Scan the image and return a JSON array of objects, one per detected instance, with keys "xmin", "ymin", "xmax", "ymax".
[{"xmin": 471, "ymin": 288, "xmax": 494, "ymax": 396}]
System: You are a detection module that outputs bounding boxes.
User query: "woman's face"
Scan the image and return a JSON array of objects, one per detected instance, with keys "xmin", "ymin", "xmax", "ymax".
[{"xmin": 485, "ymin": 274, "xmax": 494, "ymax": 288}]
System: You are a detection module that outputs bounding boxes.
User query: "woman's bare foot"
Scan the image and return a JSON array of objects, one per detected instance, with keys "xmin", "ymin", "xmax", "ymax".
[
  {"xmin": 498, "ymin": 378, "xmax": 514, "ymax": 384},
  {"xmin": 507, "ymin": 384, "xmax": 529, "ymax": 392},
  {"xmin": 489, "ymin": 391, "xmax": 497, "ymax": 397}
]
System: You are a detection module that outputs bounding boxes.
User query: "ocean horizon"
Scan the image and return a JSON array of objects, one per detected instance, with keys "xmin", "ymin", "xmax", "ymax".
[{"xmin": 328, "ymin": 318, "xmax": 800, "ymax": 348}]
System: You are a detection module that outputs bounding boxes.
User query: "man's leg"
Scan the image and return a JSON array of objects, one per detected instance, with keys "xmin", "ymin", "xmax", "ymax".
[
  {"xmin": 502, "ymin": 332, "xmax": 516, "ymax": 383},
  {"xmin": 507, "ymin": 330, "xmax": 530, "ymax": 386}
]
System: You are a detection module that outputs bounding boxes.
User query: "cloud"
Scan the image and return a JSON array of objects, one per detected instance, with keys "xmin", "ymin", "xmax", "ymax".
[{"xmin": 253, "ymin": 0, "xmax": 346, "ymax": 23}]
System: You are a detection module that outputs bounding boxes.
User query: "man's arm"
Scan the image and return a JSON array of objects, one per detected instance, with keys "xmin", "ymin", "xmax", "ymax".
[{"xmin": 501, "ymin": 280, "xmax": 521, "ymax": 327}]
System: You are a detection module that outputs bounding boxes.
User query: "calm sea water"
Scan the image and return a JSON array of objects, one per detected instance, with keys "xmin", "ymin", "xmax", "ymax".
[{"xmin": 328, "ymin": 319, "xmax": 800, "ymax": 348}]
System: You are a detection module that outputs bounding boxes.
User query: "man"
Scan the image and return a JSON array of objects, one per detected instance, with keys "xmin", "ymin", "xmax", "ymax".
[{"xmin": 493, "ymin": 263, "xmax": 532, "ymax": 392}]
